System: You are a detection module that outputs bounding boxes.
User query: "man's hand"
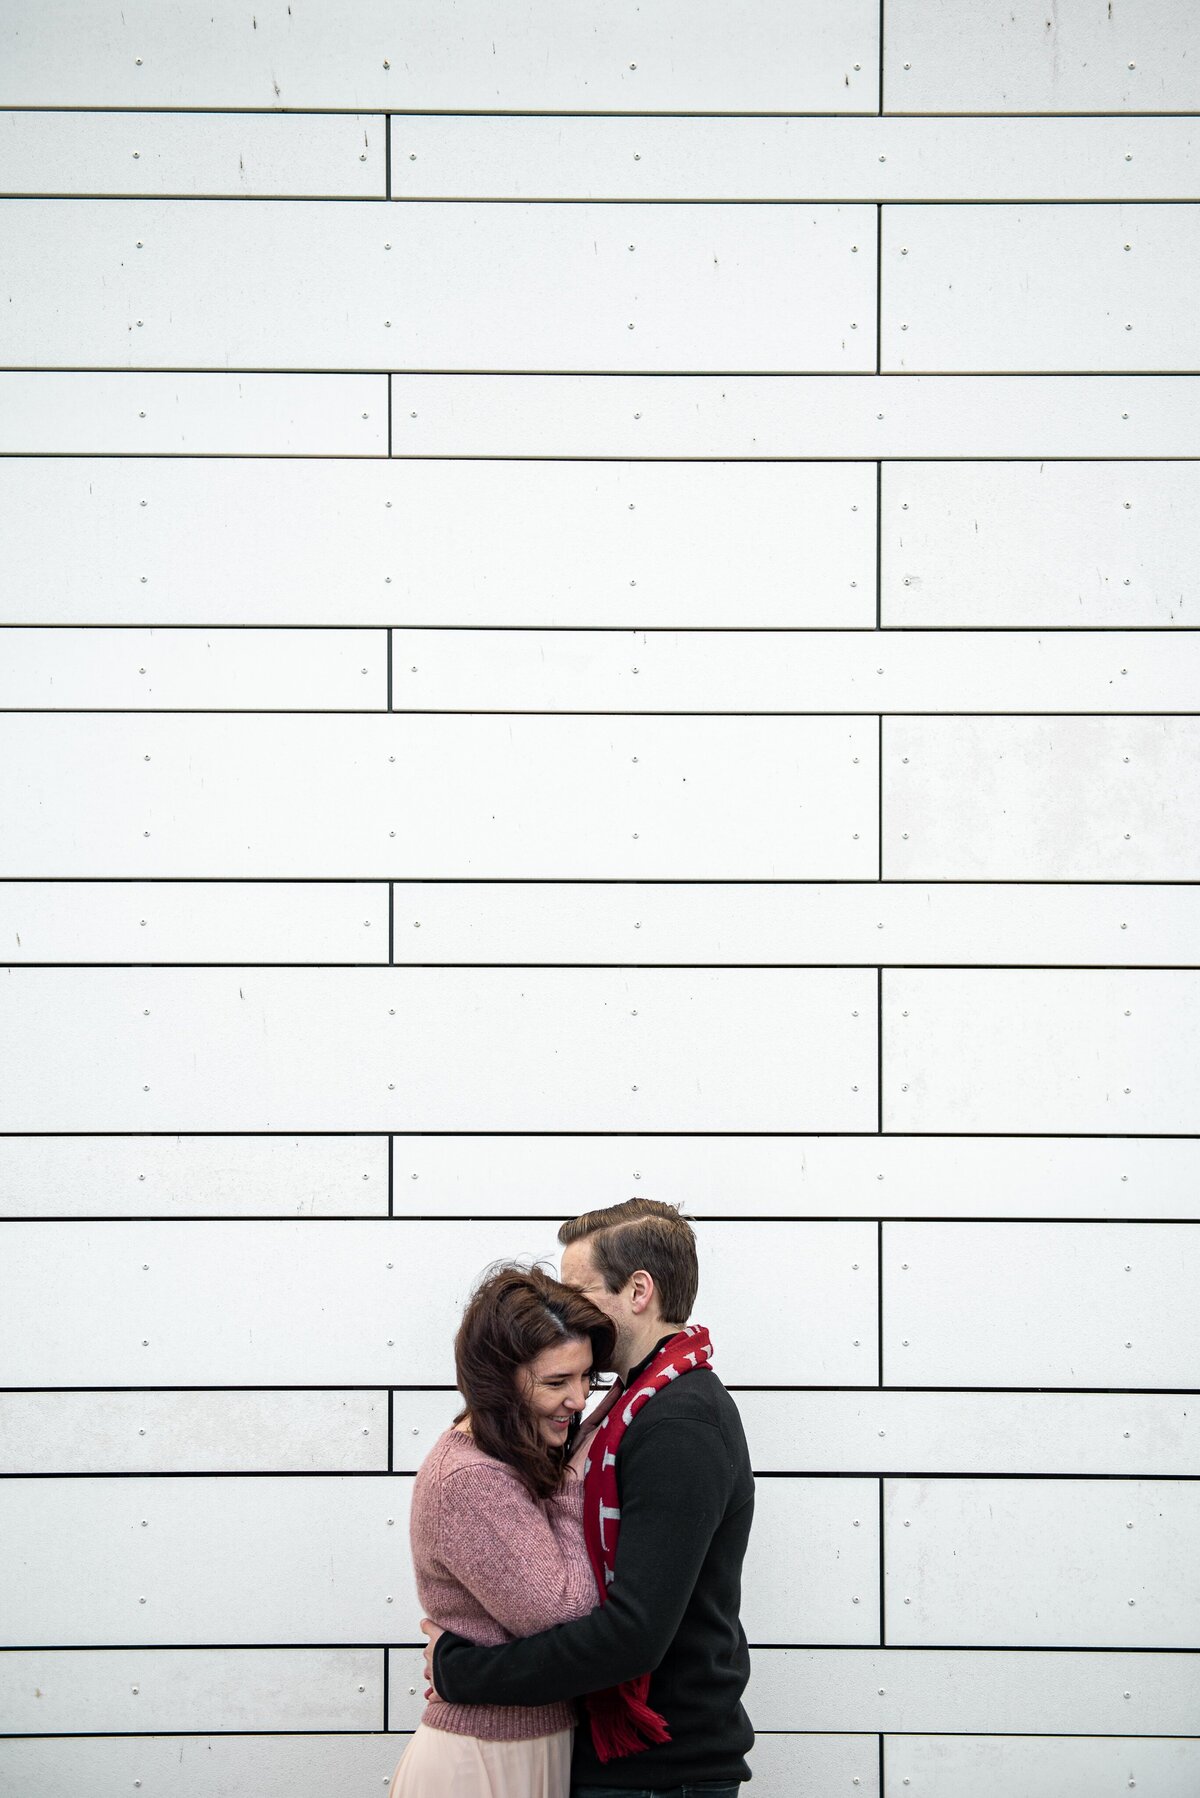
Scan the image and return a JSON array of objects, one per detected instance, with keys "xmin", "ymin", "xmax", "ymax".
[{"xmin": 419, "ymin": 1617, "xmax": 445, "ymax": 1700}]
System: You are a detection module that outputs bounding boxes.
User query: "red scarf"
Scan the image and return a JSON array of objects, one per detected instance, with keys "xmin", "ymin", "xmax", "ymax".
[{"xmin": 580, "ymin": 1324, "xmax": 714, "ymax": 1762}]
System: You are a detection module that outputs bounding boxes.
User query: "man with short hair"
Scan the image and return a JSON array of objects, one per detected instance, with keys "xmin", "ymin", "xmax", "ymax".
[{"xmin": 424, "ymin": 1198, "xmax": 755, "ymax": 1796}]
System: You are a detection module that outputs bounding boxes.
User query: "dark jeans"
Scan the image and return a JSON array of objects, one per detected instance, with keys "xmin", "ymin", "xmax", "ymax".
[{"xmin": 573, "ymin": 1785, "xmax": 742, "ymax": 1798}]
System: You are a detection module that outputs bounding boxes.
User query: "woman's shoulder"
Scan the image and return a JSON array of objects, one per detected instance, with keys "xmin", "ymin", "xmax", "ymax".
[{"xmin": 417, "ymin": 1425, "xmax": 517, "ymax": 1488}]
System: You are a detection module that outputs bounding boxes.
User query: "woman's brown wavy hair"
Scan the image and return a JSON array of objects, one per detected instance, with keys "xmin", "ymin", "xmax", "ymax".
[{"xmin": 454, "ymin": 1262, "xmax": 616, "ymax": 1501}]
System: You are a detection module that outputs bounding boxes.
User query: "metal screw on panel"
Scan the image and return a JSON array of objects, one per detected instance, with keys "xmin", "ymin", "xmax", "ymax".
[
  {"xmin": 137, "ymin": 241, "xmax": 143, "ymax": 248},
  {"xmin": 1125, "ymin": 323, "xmax": 1132, "ymax": 330},
  {"xmin": 1124, "ymin": 244, "xmax": 1131, "ymax": 251},
  {"xmin": 1124, "ymin": 1691, "xmax": 1131, "ymax": 1698},
  {"xmin": 903, "ymin": 1519, "xmax": 910, "ymax": 1526},
  {"xmin": 1129, "ymin": 61, "xmax": 1136, "ymax": 68},
  {"xmin": 851, "ymin": 244, "xmax": 858, "ymax": 252},
  {"xmin": 1126, "ymin": 1341, "xmax": 1133, "ymax": 1347},
  {"xmin": 412, "ymin": 1172, "xmax": 418, "ymax": 1179},
  {"xmin": 853, "ymin": 1340, "xmax": 860, "ymax": 1346},
  {"xmin": 387, "ymin": 1596, "xmax": 393, "ymax": 1603},
  {"xmin": 360, "ymin": 153, "xmax": 367, "ymax": 161},
  {"xmin": 878, "ymin": 155, "xmax": 886, "ymax": 162},
  {"xmin": 139, "ymin": 1596, "xmax": 147, "ymax": 1603},
  {"xmin": 1128, "ymin": 1599, "xmax": 1136, "ymax": 1605},
  {"xmin": 853, "ymin": 833, "xmax": 859, "ymax": 839},
  {"xmin": 363, "ymin": 413, "xmax": 369, "ymax": 419},
  {"xmin": 1125, "ymin": 833, "xmax": 1131, "ymax": 839},
  {"xmin": 878, "ymin": 1689, "xmax": 885, "ymax": 1696},
  {"xmin": 878, "ymin": 1429, "xmax": 885, "ymax": 1437},
  {"xmin": 1125, "ymin": 154, "xmax": 1132, "ymax": 161},
  {"xmin": 389, "ymin": 1083, "xmax": 394, "ymax": 1089},
  {"xmin": 1122, "ymin": 1173, "xmax": 1128, "ymax": 1179},
  {"xmin": 135, "ymin": 56, "xmax": 142, "ymax": 64},
  {"xmin": 853, "ymin": 62, "xmax": 861, "ymax": 70},
  {"xmin": 850, "ymin": 580, "xmax": 857, "ymax": 587},
  {"xmin": 634, "ymin": 412, "xmax": 641, "ymax": 419},
  {"xmin": 1121, "ymin": 922, "xmax": 1127, "ymax": 929},
  {"xmin": 1124, "ymin": 1431, "xmax": 1131, "ymax": 1437},
  {"xmin": 387, "ymin": 1338, "xmax": 394, "ymax": 1346},
  {"xmin": 385, "ymin": 243, "xmax": 392, "ymax": 250},
  {"xmin": 384, "ymin": 320, "xmax": 391, "ymax": 327},
  {"xmin": 903, "ymin": 61, "xmax": 911, "ymax": 69},
  {"xmin": 142, "ymin": 1261, "xmax": 149, "ymax": 1269},
  {"xmin": 139, "ymin": 410, "xmax": 146, "ymax": 417},
  {"xmin": 634, "ymin": 153, "xmax": 641, "ymax": 161},
  {"xmin": 132, "ymin": 151, "xmax": 140, "ymax": 159},
  {"xmin": 852, "ymin": 1596, "xmax": 859, "ymax": 1603},
  {"xmin": 632, "ymin": 1084, "xmax": 638, "ymax": 1091},
  {"xmin": 409, "ymin": 153, "xmax": 416, "ymax": 161},
  {"xmin": 900, "ymin": 248, "xmax": 907, "ymax": 255},
  {"xmin": 132, "ymin": 1686, "xmax": 139, "ymax": 1693},
  {"xmin": 630, "ymin": 63, "xmax": 637, "ymax": 69},
  {"xmin": 877, "ymin": 414, "xmax": 884, "ymax": 420},
  {"xmin": 1122, "ymin": 412, "xmax": 1129, "ymax": 419}
]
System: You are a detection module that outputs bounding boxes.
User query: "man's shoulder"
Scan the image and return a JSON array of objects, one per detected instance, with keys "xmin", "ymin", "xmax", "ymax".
[{"xmin": 626, "ymin": 1368, "xmax": 748, "ymax": 1441}]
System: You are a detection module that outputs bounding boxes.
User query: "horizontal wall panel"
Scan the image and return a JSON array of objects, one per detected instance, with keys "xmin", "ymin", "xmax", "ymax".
[
  {"xmin": 0, "ymin": 1390, "xmax": 387, "ymax": 1474},
  {"xmin": 6, "ymin": 201, "xmax": 875, "ymax": 373},
  {"xmin": 733, "ymin": 1391, "xmax": 1200, "ymax": 1477},
  {"xmin": 0, "ymin": 629, "xmax": 388, "ymax": 710},
  {"xmin": 882, "ymin": 1222, "xmax": 1200, "ymax": 1390},
  {"xmin": 0, "ymin": 1220, "xmax": 876, "ymax": 1388},
  {"xmin": 886, "ymin": 0, "xmax": 1200, "ymax": 113},
  {"xmin": 0, "ymin": 458, "xmax": 876, "ymax": 630},
  {"xmin": 885, "ymin": 1478, "xmax": 1200, "ymax": 1647},
  {"xmin": 0, "ymin": 1475, "xmax": 415, "ymax": 1643},
  {"xmin": 0, "ymin": 1, "xmax": 878, "ymax": 112},
  {"xmin": 0, "ymin": 1737, "xmax": 404, "ymax": 1798},
  {"xmin": 391, "ymin": 1392, "xmax": 465, "ymax": 1471},
  {"xmin": 0, "ymin": 1134, "xmax": 389, "ymax": 1219},
  {"xmin": 0, "ymin": 881, "xmax": 390, "ymax": 965},
  {"xmin": 0, "ymin": 111, "xmax": 385, "ymax": 197},
  {"xmin": 392, "ymin": 628, "xmax": 1200, "ymax": 714},
  {"xmin": 0, "ymin": 715, "xmax": 879, "ymax": 879},
  {"xmin": 395, "ymin": 116, "xmax": 1200, "ymax": 202},
  {"xmin": 883, "ymin": 718, "xmax": 1200, "ymax": 881},
  {"xmin": 750, "ymin": 1736, "xmax": 878, "ymax": 1798},
  {"xmin": 746, "ymin": 1646, "xmax": 1200, "ymax": 1734},
  {"xmin": 882, "ymin": 461, "xmax": 1200, "ymax": 630},
  {"xmin": 742, "ymin": 1479, "xmax": 880, "ymax": 1644},
  {"xmin": 0, "ymin": 968, "xmax": 879, "ymax": 1134},
  {"xmin": 883, "ymin": 206, "xmax": 1200, "ymax": 374},
  {"xmin": 392, "ymin": 882, "xmax": 1200, "ymax": 968},
  {"xmin": 0, "ymin": 373, "xmax": 387, "ymax": 456},
  {"xmin": 888, "ymin": 1735, "xmax": 1200, "ymax": 1798},
  {"xmin": 391, "ymin": 374, "xmax": 1200, "ymax": 459},
  {"xmin": 387, "ymin": 1133, "xmax": 1200, "ymax": 1221},
  {"xmin": 0, "ymin": 1646, "xmax": 382, "ymax": 1733},
  {"xmin": 884, "ymin": 969, "xmax": 1200, "ymax": 1135}
]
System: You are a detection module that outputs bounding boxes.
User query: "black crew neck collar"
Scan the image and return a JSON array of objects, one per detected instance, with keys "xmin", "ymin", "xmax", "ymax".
[{"xmin": 623, "ymin": 1330, "xmax": 682, "ymax": 1389}]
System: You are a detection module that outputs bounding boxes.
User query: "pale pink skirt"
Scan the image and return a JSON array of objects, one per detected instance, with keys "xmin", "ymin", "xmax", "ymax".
[{"xmin": 387, "ymin": 1722, "xmax": 573, "ymax": 1798}]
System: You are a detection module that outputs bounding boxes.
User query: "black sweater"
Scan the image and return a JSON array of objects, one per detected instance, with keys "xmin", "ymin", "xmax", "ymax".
[{"xmin": 433, "ymin": 1363, "xmax": 755, "ymax": 1789}]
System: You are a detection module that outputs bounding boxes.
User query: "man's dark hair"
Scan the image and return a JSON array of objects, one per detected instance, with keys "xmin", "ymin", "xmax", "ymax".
[{"xmin": 558, "ymin": 1197, "xmax": 698, "ymax": 1323}]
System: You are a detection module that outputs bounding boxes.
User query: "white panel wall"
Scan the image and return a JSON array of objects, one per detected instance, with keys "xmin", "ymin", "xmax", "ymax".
[{"xmin": 2, "ymin": 6, "xmax": 1197, "ymax": 1797}]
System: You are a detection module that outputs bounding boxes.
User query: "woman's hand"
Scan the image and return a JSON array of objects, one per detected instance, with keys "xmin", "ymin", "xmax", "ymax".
[{"xmin": 419, "ymin": 1618, "xmax": 445, "ymax": 1701}]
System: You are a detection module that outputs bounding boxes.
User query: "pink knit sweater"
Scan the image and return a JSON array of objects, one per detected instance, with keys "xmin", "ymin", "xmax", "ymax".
[{"xmin": 410, "ymin": 1425, "xmax": 598, "ymax": 1741}]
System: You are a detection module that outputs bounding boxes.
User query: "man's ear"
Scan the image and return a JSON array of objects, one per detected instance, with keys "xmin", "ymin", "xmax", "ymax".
[{"xmin": 628, "ymin": 1269, "xmax": 656, "ymax": 1315}]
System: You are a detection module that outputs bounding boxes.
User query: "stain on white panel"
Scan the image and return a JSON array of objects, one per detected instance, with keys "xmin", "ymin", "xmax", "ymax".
[
  {"xmin": 888, "ymin": 1735, "xmax": 1200, "ymax": 1798},
  {"xmin": 0, "ymin": 714, "xmax": 879, "ymax": 880},
  {"xmin": 0, "ymin": 458, "xmax": 876, "ymax": 629},
  {"xmin": 387, "ymin": 1133, "xmax": 1200, "ymax": 1222},
  {"xmin": 886, "ymin": 1478, "xmax": 1200, "ymax": 1647},
  {"xmin": 0, "ymin": 1646, "xmax": 382, "ymax": 1732},
  {"xmin": 742, "ymin": 1478, "xmax": 879, "ymax": 1644},
  {"xmin": 0, "ymin": 881, "xmax": 389, "ymax": 966},
  {"xmin": 747, "ymin": 1645, "xmax": 1200, "ymax": 1734},
  {"xmin": 0, "ymin": 1, "xmax": 878, "ymax": 112},
  {"xmin": 882, "ymin": 462, "xmax": 1199, "ymax": 629},
  {"xmin": 392, "ymin": 115, "xmax": 1200, "ymax": 203},
  {"xmin": 391, "ymin": 628, "xmax": 1200, "ymax": 713},
  {"xmin": 883, "ymin": 206, "xmax": 1200, "ymax": 373},
  {"xmin": 390, "ymin": 881, "xmax": 1200, "ymax": 968},
  {"xmin": 0, "ymin": 1736, "xmax": 408, "ymax": 1798},
  {"xmin": 0, "ymin": 1219, "xmax": 874, "ymax": 1388},
  {"xmin": 0, "ymin": 1475, "xmax": 416, "ymax": 1644},
  {"xmin": 734, "ymin": 1390, "xmax": 1199, "ymax": 1478},
  {"xmin": 885, "ymin": 969, "xmax": 1200, "ymax": 1135},
  {"xmin": 0, "ymin": 110, "xmax": 385, "ymax": 196},
  {"xmin": 0, "ymin": 1390, "xmax": 387, "ymax": 1474},
  {"xmin": 4, "ymin": 201, "xmax": 874, "ymax": 373},
  {"xmin": 0, "ymin": 373, "xmax": 386, "ymax": 456},
  {"xmin": 886, "ymin": 0, "xmax": 1200, "ymax": 113},
  {"xmin": 0, "ymin": 1134, "xmax": 388, "ymax": 1220},
  {"xmin": 0, "ymin": 628, "xmax": 388, "ymax": 710},
  {"xmin": 392, "ymin": 373, "xmax": 1200, "ymax": 459},
  {"xmin": 883, "ymin": 1222, "xmax": 1200, "ymax": 1389},
  {"xmin": 884, "ymin": 718, "xmax": 1200, "ymax": 881}
]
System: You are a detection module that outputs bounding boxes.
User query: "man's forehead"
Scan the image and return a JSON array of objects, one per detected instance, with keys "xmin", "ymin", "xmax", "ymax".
[{"xmin": 560, "ymin": 1236, "xmax": 599, "ymax": 1280}]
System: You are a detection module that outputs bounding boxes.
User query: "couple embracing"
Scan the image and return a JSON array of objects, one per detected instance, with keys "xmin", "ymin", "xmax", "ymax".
[{"xmin": 388, "ymin": 1197, "xmax": 755, "ymax": 1798}]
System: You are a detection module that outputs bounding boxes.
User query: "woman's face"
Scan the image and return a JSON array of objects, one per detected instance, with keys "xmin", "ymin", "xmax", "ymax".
[{"xmin": 519, "ymin": 1335, "xmax": 594, "ymax": 1450}]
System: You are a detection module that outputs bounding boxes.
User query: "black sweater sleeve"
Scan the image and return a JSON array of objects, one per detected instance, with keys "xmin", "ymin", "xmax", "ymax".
[{"xmin": 432, "ymin": 1411, "xmax": 731, "ymax": 1706}]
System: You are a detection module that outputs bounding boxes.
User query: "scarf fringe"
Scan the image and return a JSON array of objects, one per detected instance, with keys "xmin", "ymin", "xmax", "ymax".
[{"xmin": 585, "ymin": 1678, "xmax": 673, "ymax": 1764}]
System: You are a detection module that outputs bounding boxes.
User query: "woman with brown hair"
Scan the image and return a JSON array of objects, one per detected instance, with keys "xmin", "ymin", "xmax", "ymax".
[{"xmin": 387, "ymin": 1263, "xmax": 617, "ymax": 1798}]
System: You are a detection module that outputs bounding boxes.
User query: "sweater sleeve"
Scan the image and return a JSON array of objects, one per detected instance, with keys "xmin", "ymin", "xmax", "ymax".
[
  {"xmin": 433, "ymin": 1412, "xmax": 733, "ymax": 1705},
  {"xmin": 435, "ymin": 1462, "xmax": 598, "ymax": 1638}
]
